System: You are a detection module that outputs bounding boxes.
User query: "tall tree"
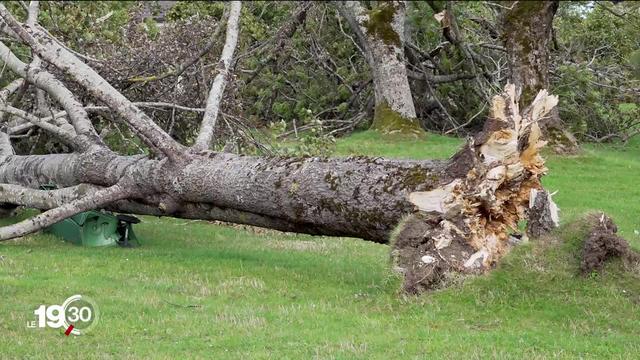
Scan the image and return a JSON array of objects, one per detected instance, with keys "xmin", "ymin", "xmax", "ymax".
[
  {"xmin": 500, "ymin": 0, "xmax": 579, "ymax": 153},
  {"xmin": 337, "ymin": 1, "xmax": 423, "ymax": 135}
]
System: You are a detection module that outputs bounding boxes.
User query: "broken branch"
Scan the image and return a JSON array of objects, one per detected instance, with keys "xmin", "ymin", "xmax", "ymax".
[{"xmin": 193, "ymin": 1, "xmax": 241, "ymax": 151}]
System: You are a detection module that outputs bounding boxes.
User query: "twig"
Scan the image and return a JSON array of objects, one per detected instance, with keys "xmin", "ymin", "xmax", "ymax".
[
  {"xmin": 161, "ymin": 299, "xmax": 202, "ymax": 308},
  {"xmin": 445, "ymin": 103, "xmax": 487, "ymax": 135},
  {"xmin": 128, "ymin": 7, "xmax": 230, "ymax": 83}
]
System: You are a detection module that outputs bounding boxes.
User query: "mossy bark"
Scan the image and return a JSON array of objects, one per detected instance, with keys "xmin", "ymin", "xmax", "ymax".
[
  {"xmin": 363, "ymin": 2, "xmax": 400, "ymax": 46},
  {"xmin": 371, "ymin": 103, "xmax": 423, "ymax": 136},
  {"xmin": 338, "ymin": 1, "xmax": 423, "ymax": 135}
]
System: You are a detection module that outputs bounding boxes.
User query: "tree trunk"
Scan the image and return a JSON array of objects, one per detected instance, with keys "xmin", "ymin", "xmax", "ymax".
[
  {"xmin": 500, "ymin": 1, "xmax": 579, "ymax": 153},
  {"xmin": 0, "ymin": 143, "xmax": 463, "ymax": 242},
  {"xmin": 527, "ymin": 189, "xmax": 559, "ymax": 238},
  {"xmin": 338, "ymin": 1, "xmax": 422, "ymax": 135}
]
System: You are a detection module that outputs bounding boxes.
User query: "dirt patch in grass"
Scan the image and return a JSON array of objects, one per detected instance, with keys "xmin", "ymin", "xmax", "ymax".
[
  {"xmin": 580, "ymin": 213, "xmax": 640, "ymax": 274},
  {"xmin": 390, "ymin": 214, "xmax": 475, "ymax": 294}
]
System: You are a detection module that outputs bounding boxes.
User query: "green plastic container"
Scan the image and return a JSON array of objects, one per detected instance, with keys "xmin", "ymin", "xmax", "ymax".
[
  {"xmin": 46, "ymin": 210, "xmax": 123, "ymax": 247},
  {"xmin": 40, "ymin": 183, "xmax": 139, "ymax": 247}
]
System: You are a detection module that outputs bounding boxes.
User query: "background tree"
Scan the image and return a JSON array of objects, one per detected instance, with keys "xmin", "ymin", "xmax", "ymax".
[
  {"xmin": 500, "ymin": 0, "xmax": 579, "ymax": 153},
  {"xmin": 2, "ymin": 1, "xmax": 637, "ymax": 151},
  {"xmin": 337, "ymin": 1, "xmax": 423, "ymax": 135},
  {"xmin": 552, "ymin": 1, "xmax": 640, "ymax": 143}
]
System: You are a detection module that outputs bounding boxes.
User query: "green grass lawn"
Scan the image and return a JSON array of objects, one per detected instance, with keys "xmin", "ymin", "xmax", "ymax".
[{"xmin": 1, "ymin": 131, "xmax": 639, "ymax": 359}]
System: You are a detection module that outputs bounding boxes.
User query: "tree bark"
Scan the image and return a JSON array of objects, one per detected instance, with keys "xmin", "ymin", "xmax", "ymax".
[
  {"xmin": 500, "ymin": 1, "xmax": 579, "ymax": 153},
  {"xmin": 527, "ymin": 189, "xmax": 559, "ymax": 238},
  {"xmin": 0, "ymin": 148, "xmax": 446, "ymax": 242},
  {"xmin": 337, "ymin": 1, "xmax": 422, "ymax": 135}
]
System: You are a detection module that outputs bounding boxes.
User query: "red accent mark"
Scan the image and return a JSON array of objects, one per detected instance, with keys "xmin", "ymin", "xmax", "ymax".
[{"xmin": 64, "ymin": 325, "xmax": 74, "ymax": 336}]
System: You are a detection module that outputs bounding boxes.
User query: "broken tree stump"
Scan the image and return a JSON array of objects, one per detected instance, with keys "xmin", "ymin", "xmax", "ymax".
[
  {"xmin": 392, "ymin": 84, "xmax": 559, "ymax": 293},
  {"xmin": 527, "ymin": 189, "xmax": 559, "ymax": 238}
]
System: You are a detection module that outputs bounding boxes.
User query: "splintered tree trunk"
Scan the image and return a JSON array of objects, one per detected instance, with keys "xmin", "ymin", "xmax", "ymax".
[
  {"xmin": 338, "ymin": 1, "xmax": 422, "ymax": 135},
  {"xmin": 0, "ymin": 86, "xmax": 558, "ymax": 291},
  {"xmin": 392, "ymin": 85, "xmax": 558, "ymax": 292},
  {"xmin": 500, "ymin": 1, "xmax": 579, "ymax": 153}
]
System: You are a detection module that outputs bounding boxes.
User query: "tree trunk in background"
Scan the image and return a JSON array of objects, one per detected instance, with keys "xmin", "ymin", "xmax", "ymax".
[
  {"xmin": 500, "ymin": 1, "xmax": 579, "ymax": 153},
  {"xmin": 337, "ymin": 1, "xmax": 423, "ymax": 136}
]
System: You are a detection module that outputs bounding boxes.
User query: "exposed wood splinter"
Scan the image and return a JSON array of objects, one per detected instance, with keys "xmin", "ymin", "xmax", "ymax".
[{"xmin": 394, "ymin": 84, "xmax": 559, "ymax": 293}]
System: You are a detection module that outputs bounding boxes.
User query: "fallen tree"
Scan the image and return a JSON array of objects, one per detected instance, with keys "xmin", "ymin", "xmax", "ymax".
[{"xmin": 0, "ymin": 2, "xmax": 558, "ymax": 291}]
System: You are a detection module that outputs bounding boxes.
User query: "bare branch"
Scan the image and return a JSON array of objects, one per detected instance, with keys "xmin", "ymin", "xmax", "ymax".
[
  {"xmin": 26, "ymin": 1, "xmax": 38, "ymax": 25},
  {"xmin": 0, "ymin": 78, "xmax": 24, "ymax": 102},
  {"xmin": 9, "ymin": 102, "xmax": 205, "ymax": 135},
  {"xmin": 7, "ymin": 109, "xmax": 66, "ymax": 134},
  {"xmin": 25, "ymin": 2, "xmax": 51, "ymax": 122},
  {"xmin": 0, "ymin": 18, "xmax": 19, "ymax": 39},
  {"xmin": 0, "ymin": 41, "xmax": 97, "ymax": 142},
  {"xmin": 0, "ymin": 183, "xmax": 102, "ymax": 209},
  {"xmin": 37, "ymin": 23, "xmax": 104, "ymax": 63},
  {"xmin": 0, "ymin": 4, "xmax": 186, "ymax": 161},
  {"xmin": 406, "ymin": 69, "xmax": 478, "ymax": 83},
  {"xmin": 428, "ymin": 1, "xmax": 492, "ymax": 101},
  {"xmin": 0, "ymin": 105, "xmax": 77, "ymax": 146},
  {"xmin": 0, "ymin": 131, "xmax": 14, "ymax": 160},
  {"xmin": 444, "ymin": 103, "xmax": 487, "ymax": 135},
  {"xmin": 193, "ymin": 1, "xmax": 241, "ymax": 151},
  {"xmin": 88, "ymin": 102, "xmax": 205, "ymax": 113},
  {"xmin": 0, "ymin": 78, "xmax": 26, "ymax": 123},
  {"xmin": 471, "ymin": 42, "xmax": 506, "ymax": 52},
  {"xmin": 335, "ymin": 1, "xmax": 372, "ymax": 64}
]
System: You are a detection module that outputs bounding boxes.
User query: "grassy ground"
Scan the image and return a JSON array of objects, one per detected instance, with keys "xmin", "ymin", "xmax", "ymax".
[{"xmin": 1, "ymin": 131, "xmax": 639, "ymax": 359}]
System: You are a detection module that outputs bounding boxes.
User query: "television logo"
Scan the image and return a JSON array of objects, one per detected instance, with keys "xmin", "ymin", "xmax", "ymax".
[{"xmin": 26, "ymin": 295, "xmax": 99, "ymax": 336}]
